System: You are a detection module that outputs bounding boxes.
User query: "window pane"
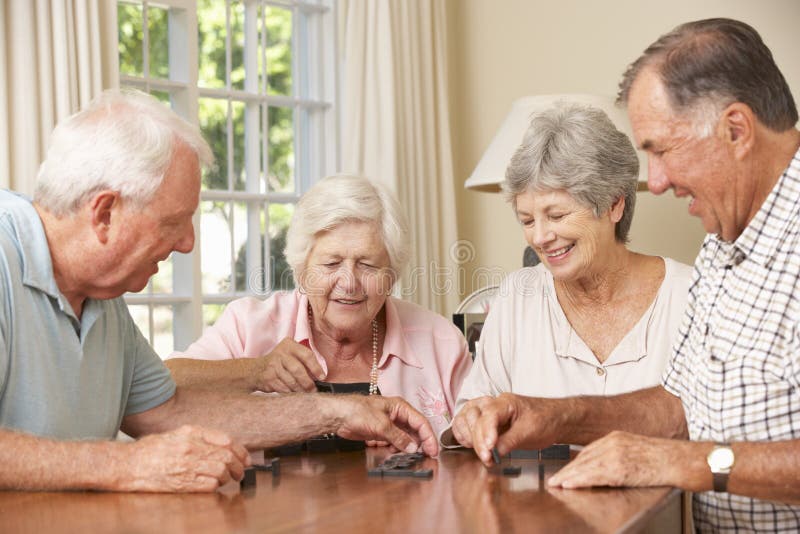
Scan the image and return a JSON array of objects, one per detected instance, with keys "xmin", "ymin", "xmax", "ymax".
[
  {"xmin": 262, "ymin": 6, "xmax": 292, "ymax": 96},
  {"xmin": 230, "ymin": 0, "xmax": 245, "ymax": 91},
  {"xmin": 267, "ymin": 106, "xmax": 294, "ymax": 192},
  {"xmin": 118, "ymin": 1, "xmax": 143, "ymax": 76},
  {"xmin": 151, "ymin": 90, "xmax": 171, "ymax": 105},
  {"xmin": 128, "ymin": 304, "xmax": 151, "ymax": 344},
  {"xmin": 232, "ymin": 202, "xmax": 250, "ymax": 292},
  {"xmin": 151, "ymin": 256, "xmax": 174, "ymax": 294},
  {"xmin": 148, "ymin": 5, "xmax": 170, "ymax": 79},
  {"xmin": 232, "ymin": 100, "xmax": 246, "ymax": 191},
  {"xmin": 199, "ymin": 97, "xmax": 229, "ymax": 190},
  {"xmin": 198, "ymin": 0, "xmax": 226, "ymax": 88},
  {"xmin": 295, "ymin": 9, "xmax": 309, "ymax": 99},
  {"xmin": 201, "ymin": 201, "xmax": 232, "ymax": 294},
  {"xmin": 268, "ymin": 203, "xmax": 294, "ymax": 291},
  {"xmin": 203, "ymin": 303, "xmax": 226, "ymax": 329},
  {"xmin": 152, "ymin": 305, "xmax": 174, "ymax": 358}
]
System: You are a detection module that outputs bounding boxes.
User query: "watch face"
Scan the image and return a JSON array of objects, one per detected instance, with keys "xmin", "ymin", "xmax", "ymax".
[{"xmin": 709, "ymin": 446, "xmax": 735, "ymax": 470}]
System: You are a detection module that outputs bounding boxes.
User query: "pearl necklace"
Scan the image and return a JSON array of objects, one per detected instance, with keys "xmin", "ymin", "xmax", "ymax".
[{"xmin": 308, "ymin": 305, "xmax": 380, "ymax": 396}]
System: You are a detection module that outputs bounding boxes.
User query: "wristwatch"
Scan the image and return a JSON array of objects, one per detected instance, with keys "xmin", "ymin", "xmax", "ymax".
[{"xmin": 707, "ymin": 443, "xmax": 735, "ymax": 492}]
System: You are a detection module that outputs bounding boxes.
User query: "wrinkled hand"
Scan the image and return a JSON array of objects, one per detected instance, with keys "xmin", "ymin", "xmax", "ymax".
[
  {"xmin": 451, "ymin": 393, "xmax": 560, "ymax": 466},
  {"xmin": 124, "ymin": 425, "xmax": 250, "ymax": 492},
  {"xmin": 548, "ymin": 431, "xmax": 684, "ymax": 489},
  {"xmin": 330, "ymin": 395, "xmax": 439, "ymax": 457},
  {"xmin": 256, "ymin": 338, "xmax": 324, "ymax": 393}
]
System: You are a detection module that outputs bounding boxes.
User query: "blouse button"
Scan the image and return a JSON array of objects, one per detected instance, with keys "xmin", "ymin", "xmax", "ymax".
[{"xmin": 596, "ymin": 367, "xmax": 605, "ymax": 376}]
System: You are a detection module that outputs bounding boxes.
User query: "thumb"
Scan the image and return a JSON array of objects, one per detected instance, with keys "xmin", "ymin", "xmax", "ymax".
[{"xmin": 380, "ymin": 422, "xmax": 420, "ymax": 454}]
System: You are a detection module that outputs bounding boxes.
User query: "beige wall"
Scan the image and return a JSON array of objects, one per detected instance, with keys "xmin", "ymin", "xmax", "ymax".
[{"xmin": 447, "ymin": 0, "xmax": 800, "ymax": 296}]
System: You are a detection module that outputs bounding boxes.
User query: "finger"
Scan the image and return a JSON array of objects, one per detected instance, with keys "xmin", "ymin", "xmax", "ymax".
[
  {"xmin": 194, "ymin": 459, "xmax": 235, "ymax": 487},
  {"xmin": 193, "ymin": 426, "xmax": 234, "ymax": 448},
  {"xmin": 195, "ymin": 428, "xmax": 251, "ymax": 474},
  {"xmin": 189, "ymin": 474, "xmax": 222, "ymax": 493},
  {"xmin": 550, "ymin": 461, "xmax": 606, "ymax": 489},
  {"xmin": 226, "ymin": 456, "xmax": 246, "ymax": 482},
  {"xmin": 274, "ymin": 364, "xmax": 304, "ymax": 392},
  {"xmin": 547, "ymin": 448, "xmax": 598, "ymax": 488},
  {"xmin": 281, "ymin": 352, "xmax": 320, "ymax": 391},
  {"xmin": 472, "ymin": 408, "xmax": 500, "ymax": 466},
  {"xmin": 231, "ymin": 442, "xmax": 251, "ymax": 467},
  {"xmin": 289, "ymin": 343, "xmax": 326, "ymax": 381},
  {"xmin": 450, "ymin": 409, "xmax": 476, "ymax": 449},
  {"xmin": 456, "ymin": 405, "xmax": 482, "ymax": 449},
  {"xmin": 467, "ymin": 402, "xmax": 492, "ymax": 464},
  {"xmin": 212, "ymin": 445, "xmax": 248, "ymax": 481},
  {"xmin": 387, "ymin": 400, "xmax": 439, "ymax": 457}
]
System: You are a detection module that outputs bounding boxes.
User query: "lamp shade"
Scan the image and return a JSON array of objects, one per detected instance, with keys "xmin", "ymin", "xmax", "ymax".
[{"xmin": 464, "ymin": 94, "xmax": 648, "ymax": 192}]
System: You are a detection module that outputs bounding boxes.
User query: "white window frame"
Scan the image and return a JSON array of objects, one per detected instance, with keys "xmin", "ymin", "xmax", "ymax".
[{"xmin": 114, "ymin": 0, "xmax": 338, "ymax": 353}]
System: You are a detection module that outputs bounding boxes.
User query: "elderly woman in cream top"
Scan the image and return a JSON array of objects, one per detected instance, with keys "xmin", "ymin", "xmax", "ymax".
[{"xmin": 445, "ymin": 103, "xmax": 692, "ymax": 445}]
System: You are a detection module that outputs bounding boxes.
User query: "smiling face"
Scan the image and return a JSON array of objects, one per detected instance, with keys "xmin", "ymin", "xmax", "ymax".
[
  {"xmin": 110, "ymin": 142, "xmax": 200, "ymax": 294},
  {"xmin": 515, "ymin": 189, "xmax": 621, "ymax": 282},
  {"xmin": 627, "ymin": 67, "xmax": 746, "ymax": 241},
  {"xmin": 300, "ymin": 221, "xmax": 394, "ymax": 340}
]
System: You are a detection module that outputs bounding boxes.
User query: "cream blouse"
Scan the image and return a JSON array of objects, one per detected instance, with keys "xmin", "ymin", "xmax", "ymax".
[{"xmin": 454, "ymin": 257, "xmax": 693, "ymax": 413}]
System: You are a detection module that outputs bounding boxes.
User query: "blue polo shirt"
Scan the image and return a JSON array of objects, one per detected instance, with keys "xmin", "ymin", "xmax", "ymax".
[{"xmin": 0, "ymin": 191, "xmax": 175, "ymax": 439}]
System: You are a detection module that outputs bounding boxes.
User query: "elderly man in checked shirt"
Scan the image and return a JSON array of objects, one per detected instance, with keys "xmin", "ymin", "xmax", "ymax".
[{"xmin": 450, "ymin": 18, "xmax": 800, "ymax": 532}]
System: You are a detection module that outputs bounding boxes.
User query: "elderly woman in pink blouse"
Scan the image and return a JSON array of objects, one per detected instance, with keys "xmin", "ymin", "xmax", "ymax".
[{"xmin": 167, "ymin": 174, "xmax": 471, "ymax": 438}]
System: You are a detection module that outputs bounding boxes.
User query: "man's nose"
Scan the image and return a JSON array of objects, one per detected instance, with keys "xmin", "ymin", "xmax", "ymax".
[
  {"xmin": 647, "ymin": 157, "xmax": 671, "ymax": 195},
  {"xmin": 174, "ymin": 224, "xmax": 195, "ymax": 253}
]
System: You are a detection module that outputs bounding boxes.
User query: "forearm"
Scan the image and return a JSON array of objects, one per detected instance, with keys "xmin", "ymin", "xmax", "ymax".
[
  {"xmin": 123, "ymin": 388, "xmax": 340, "ymax": 449},
  {"xmin": 718, "ymin": 440, "xmax": 800, "ymax": 503},
  {"xmin": 165, "ymin": 357, "xmax": 260, "ymax": 392},
  {"xmin": 0, "ymin": 428, "xmax": 131, "ymax": 491},
  {"xmin": 648, "ymin": 438, "xmax": 800, "ymax": 503},
  {"xmin": 551, "ymin": 386, "xmax": 687, "ymax": 445}
]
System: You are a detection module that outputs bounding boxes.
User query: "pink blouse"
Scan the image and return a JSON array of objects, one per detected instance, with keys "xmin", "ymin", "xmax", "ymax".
[{"xmin": 170, "ymin": 290, "xmax": 472, "ymax": 436}]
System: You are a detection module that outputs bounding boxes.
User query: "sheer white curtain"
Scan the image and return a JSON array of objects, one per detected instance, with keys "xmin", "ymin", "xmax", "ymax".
[
  {"xmin": 0, "ymin": 0, "xmax": 113, "ymax": 194},
  {"xmin": 340, "ymin": 0, "xmax": 460, "ymax": 315}
]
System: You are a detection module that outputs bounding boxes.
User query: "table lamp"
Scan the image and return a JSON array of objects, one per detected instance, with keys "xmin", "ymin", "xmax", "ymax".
[{"xmin": 465, "ymin": 94, "xmax": 648, "ymax": 192}]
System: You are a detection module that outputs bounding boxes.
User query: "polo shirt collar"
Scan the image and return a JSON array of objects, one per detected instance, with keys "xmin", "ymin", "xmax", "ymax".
[
  {"xmin": 732, "ymin": 147, "xmax": 800, "ymax": 268},
  {"xmin": 293, "ymin": 293, "xmax": 422, "ymax": 370},
  {"xmin": 9, "ymin": 195, "xmax": 63, "ymax": 300}
]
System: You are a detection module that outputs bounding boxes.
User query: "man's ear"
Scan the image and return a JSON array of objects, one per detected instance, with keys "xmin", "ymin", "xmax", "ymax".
[
  {"xmin": 88, "ymin": 190, "xmax": 121, "ymax": 244},
  {"xmin": 720, "ymin": 103, "xmax": 755, "ymax": 160},
  {"xmin": 609, "ymin": 195, "xmax": 625, "ymax": 224}
]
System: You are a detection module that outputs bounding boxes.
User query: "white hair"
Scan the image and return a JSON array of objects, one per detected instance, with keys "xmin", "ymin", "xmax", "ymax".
[
  {"xmin": 34, "ymin": 88, "xmax": 213, "ymax": 216},
  {"xmin": 284, "ymin": 174, "xmax": 410, "ymax": 284}
]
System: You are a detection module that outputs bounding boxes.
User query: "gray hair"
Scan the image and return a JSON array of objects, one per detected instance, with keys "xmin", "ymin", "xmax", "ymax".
[
  {"xmin": 617, "ymin": 18, "xmax": 798, "ymax": 135},
  {"xmin": 34, "ymin": 88, "xmax": 214, "ymax": 216},
  {"xmin": 503, "ymin": 103, "xmax": 639, "ymax": 243},
  {"xmin": 284, "ymin": 174, "xmax": 410, "ymax": 284}
]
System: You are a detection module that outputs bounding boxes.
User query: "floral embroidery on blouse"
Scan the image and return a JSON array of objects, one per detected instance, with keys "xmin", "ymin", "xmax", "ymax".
[{"xmin": 417, "ymin": 386, "xmax": 450, "ymax": 422}]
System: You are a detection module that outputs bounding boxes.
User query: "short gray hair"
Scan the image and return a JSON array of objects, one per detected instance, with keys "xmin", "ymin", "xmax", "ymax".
[
  {"xmin": 503, "ymin": 103, "xmax": 639, "ymax": 243},
  {"xmin": 284, "ymin": 174, "xmax": 410, "ymax": 283},
  {"xmin": 35, "ymin": 88, "xmax": 214, "ymax": 216},
  {"xmin": 617, "ymin": 18, "xmax": 798, "ymax": 135}
]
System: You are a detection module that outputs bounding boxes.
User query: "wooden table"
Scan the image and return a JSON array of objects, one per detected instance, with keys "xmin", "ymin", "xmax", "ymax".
[{"xmin": 0, "ymin": 449, "xmax": 682, "ymax": 533}]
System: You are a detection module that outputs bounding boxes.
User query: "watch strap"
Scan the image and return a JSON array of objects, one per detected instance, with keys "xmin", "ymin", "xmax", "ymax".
[{"xmin": 712, "ymin": 471, "xmax": 729, "ymax": 493}]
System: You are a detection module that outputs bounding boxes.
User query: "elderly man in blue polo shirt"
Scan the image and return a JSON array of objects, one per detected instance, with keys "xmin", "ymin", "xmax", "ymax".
[
  {"xmin": 0, "ymin": 90, "xmax": 437, "ymax": 492},
  {"xmin": 451, "ymin": 18, "xmax": 800, "ymax": 532}
]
